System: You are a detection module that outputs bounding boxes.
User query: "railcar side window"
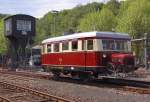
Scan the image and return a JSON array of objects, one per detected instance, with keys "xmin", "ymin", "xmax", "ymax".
[
  {"xmin": 54, "ymin": 43, "xmax": 59, "ymax": 52},
  {"xmin": 62, "ymin": 41, "xmax": 69, "ymax": 51},
  {"xmin": 47, "ymin": 44, "xmax": 51, "ymax": 53},
  {"xmin": 87, "ymin": 40, "xmax": 93, "ymax": 50},
  {"xmin": 72, "ymin": 41, "xmax": 78, "ymax": 51}
]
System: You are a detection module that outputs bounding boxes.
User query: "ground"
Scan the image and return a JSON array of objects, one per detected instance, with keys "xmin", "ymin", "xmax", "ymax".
[{"xmin": 0, "ymin": 71, "xmax": 149, "ymax": 102}]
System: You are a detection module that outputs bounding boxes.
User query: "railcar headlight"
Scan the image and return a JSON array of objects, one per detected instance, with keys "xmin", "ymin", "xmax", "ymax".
[
  {"xmin": 103, "ymin": 54, "xmax": 107, "ymax": 58},
  {"xmin": 71, "ymin": 67, "xmax": 74, "ymax": 70}
]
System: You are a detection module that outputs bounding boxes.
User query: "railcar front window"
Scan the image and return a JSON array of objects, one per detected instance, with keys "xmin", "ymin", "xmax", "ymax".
[
  {"xmin": 102, "ymin": 40, "xmax": 129, "ymax": 51},
  {"xmin": 87, "ymin": 40, "xmax": 93, "ymax": 50},
  {"xmin": 102, "ymin": 40, "xmax": 115, "ymax": 50},
  {"xmin": 116, "ymin": 41, "xmax": 125, "ymax": 50}
]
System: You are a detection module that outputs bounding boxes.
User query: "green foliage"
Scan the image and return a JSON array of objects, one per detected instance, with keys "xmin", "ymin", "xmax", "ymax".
[
  {"xmin": 0, "ymin": 20, "xmax": 7, "ymax": 54},
  {"xmin": 105, "ymin": 0, "xmax": 120, "ymax": 15},
  {"xmin": 78, "ymin": 8, "xmax": 116, "ymax": 32},
  {"xmin": 116, "ymin": 0, "xmax": 150, "ymax": 38},
  {"xmin": 116, "ymin": 0, "xmax": 150, "ymax": 58},
  {"xmin": 35, "ymin": 2, "xmax": 104, "ymax": 42},
  {"xmin": 0, "ymin": 0, "xmax": 150, "ymax": 55}
]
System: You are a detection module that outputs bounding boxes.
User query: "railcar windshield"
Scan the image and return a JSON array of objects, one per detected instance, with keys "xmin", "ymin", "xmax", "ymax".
[{"xmin": 102, "ymin": 39, "xmax": 130, "ymax": 52}]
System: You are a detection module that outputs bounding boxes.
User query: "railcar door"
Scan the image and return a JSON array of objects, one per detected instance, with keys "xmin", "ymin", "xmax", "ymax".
[
  {"xmin": 101, "ymin": 53, "xmax": 110, "ymax": 66},
  {"xmin": 84, "ymin": 39, "xmax": 96, "ymax": 70}
]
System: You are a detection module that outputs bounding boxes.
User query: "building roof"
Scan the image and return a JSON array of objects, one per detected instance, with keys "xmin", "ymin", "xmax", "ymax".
[
  {"xmin": 42, "ymin": 31, "xmax": 131, "ymax": 44},
  {"xmin": 32, "ymin": 45, "xmax": 42, "ymax": 49},
  {"xmin": 4, "ymin": 14, "xmax": 35, "ymax": 21}
]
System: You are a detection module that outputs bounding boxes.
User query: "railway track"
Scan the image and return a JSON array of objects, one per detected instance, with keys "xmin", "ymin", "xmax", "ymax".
[
  {"xmin": 0, "ymin": 83, "xmax": 46, "ymax": 102},
  {"xmin": 0, "ymin": 80, "xmax": 73, "ymax": 102},
  {"xmin": 0, "ymin": 96, "xmax": 11, "ymax": 102},
  {"xmin": 0, "ymin": 70, "xmax": 150, "ymax": 95},
  {"xmin": 97, "ymin": 77, "xmax": 150, "ymax": 94}
]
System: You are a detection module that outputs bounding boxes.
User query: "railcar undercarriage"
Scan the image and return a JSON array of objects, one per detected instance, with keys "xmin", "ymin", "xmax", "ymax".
[{"xmin": 42, "ymin": 64, "xmax": 138, "ymax": 80}]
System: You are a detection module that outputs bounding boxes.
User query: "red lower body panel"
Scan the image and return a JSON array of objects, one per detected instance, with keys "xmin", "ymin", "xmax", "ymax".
[{"xmin": 41, "ymin": 51, "xmax": 102, "ymax": 67}]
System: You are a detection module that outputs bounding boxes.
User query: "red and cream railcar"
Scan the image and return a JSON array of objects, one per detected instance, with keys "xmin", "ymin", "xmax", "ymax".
[{"xmin": 41, "ymin": 31, "xmax": 136, "ymax": 78}]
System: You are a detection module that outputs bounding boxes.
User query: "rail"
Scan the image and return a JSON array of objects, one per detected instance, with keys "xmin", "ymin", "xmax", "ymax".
[
  {"xmin": 0, "ymin": 70, "xmax": 150, "ymax": 95},
  {"xmin": 0, "ymin": 96, "xmax": 12, "ymax": 102},
  {"xmin": 0, "ymin": 81, "xmax": 73, "ymax": 102},
  {"xmin": 121, "ymin": 86, "xmax": 150, "ymax": 94}
]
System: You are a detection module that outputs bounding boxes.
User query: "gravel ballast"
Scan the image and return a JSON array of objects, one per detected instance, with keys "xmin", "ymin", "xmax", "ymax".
[{"xmin": 0, "ymin": 73, "xmax": 149, "ymax": 102}]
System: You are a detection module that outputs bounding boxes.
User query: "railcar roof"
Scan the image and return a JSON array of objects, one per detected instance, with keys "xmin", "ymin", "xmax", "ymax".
[{"xmin": 42, "ymin": 31, "xmax": 130, "ymax": 43}]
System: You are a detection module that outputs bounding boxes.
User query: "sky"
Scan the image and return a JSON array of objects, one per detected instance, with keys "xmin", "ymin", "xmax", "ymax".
[{"xmin": 0, "ymin": 0, "xmax": 110, "ymax": 18}]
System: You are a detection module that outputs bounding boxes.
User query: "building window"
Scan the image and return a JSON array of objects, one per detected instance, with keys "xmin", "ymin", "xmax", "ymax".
[
  {"xmin": 54, "ymin": 43, "xmax": 59, "ymax": 52},
  {"xmin": 87, "ymin": 40, "xmax": 93, "ymax": 50},
  {"xmin": 72, "ymin": 41, "xmax": 78, "ymax": 51},
  {"xmin": 5, "ymin": 19, "xmax": 11, "ymax": 32},
  {"xmin": 47, "ymin": 44, "xmax": 51, "ymax": 53},
  {"xmin": 62, "ymin": 41, "xmax": 69, "ymax": 51},
  {"xmin": 17, "ymin": 20, "xmax": 31, "ymax": 31}
]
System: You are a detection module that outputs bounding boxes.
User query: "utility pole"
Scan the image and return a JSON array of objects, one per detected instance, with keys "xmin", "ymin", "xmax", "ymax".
[
  {"xmin": 51, "ymin": 10, "xmax": 59, "ymax": 36},
  {"xmin": 144, "ymin": 33, "xmax": 148, "ymax": 69},
  {"xmin": 131, "ymin": 33, "xmax": 149, "ymax": 69}
]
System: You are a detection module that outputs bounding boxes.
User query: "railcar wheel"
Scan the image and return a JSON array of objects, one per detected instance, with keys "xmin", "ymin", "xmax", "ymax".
[
  {"xmin": 71, "ymin": 72, "xmax": 79, "ymax": 79},
  {"xmin": 107, "ymin": 63, "xmax": 119, "ymax": 75},
  {"xmin": 52, "ymin": 71, "xmax": 60, "ymax": 78},
  {"xmin": 93, "ymin": 73, "xmax": 99, "ymax": 78},
  {"xmin": 63, "ymin": 71, "xmax": 69, "ymax": 75}
]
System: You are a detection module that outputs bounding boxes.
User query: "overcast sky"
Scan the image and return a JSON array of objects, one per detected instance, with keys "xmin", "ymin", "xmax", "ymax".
[{"xmin": 0, "ymin": 0, "xmax": 111, "ymax": 18}]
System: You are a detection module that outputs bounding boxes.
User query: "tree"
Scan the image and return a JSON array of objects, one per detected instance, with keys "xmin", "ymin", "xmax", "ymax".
[
  {"xmin": 58, "ymin": 2, "xmax": 104, "ymax": 34},
  {"xmin": 105, "ymin": 0, "xmax": 120, "ymax": 15},
  {"xmin": 116, "ymin": 0, "xmax": 150, "ymax": 59},
  {"xmin": 34, "ymin": 19, "xmax": 48, "ymax": 44},
  {"xmin": 0, "ymin": 20, "xmax": 7, "ymax": 54},
  {"xmin": 78, "ymin": 8, "xmax": 116, "ymax": 32},
  {"xmin": 116, "ymin": 0, "xmax": 150, "ymax": 38},
  {"xmin": 35, "ymin": 2, "xmax": 104, "ymax": 41}
]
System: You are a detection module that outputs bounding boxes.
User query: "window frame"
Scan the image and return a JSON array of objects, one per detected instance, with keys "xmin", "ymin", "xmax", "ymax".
[
  {"xmin": 42, "ymin": 44, "xmax": 47, "ymax": 54},
  {"xmin": 81, "ymin": 40, "xmax": 86, "ymax": 51}
]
